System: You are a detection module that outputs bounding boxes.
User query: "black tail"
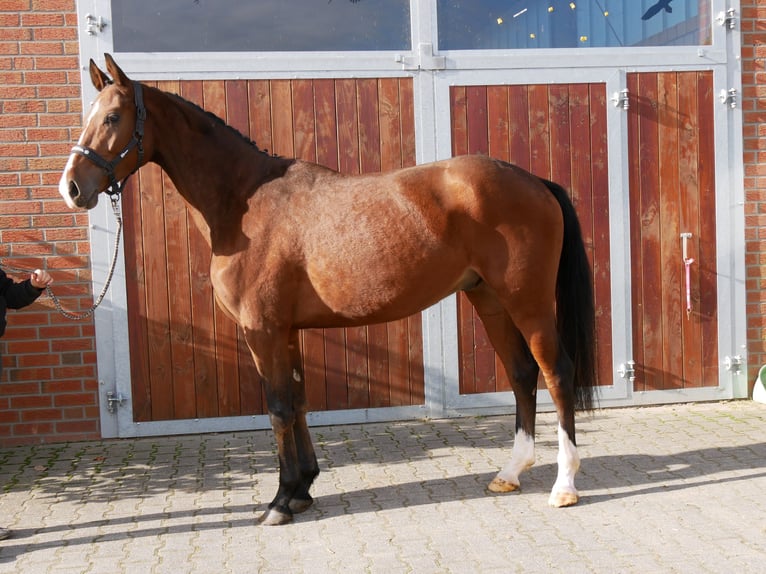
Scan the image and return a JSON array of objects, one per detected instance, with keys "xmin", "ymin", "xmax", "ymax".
[{"xmin": 541, "ymin": 178, "xmax": 597, "ymax": 411}]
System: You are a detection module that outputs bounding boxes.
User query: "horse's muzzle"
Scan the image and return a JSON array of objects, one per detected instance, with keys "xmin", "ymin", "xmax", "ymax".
[{"xmin": 59, "ymin": 175, "xmax": 99, "ymax": 210}]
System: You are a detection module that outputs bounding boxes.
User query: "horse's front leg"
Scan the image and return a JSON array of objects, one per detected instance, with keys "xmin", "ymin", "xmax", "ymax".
[
  {"xmin": 246, "ymin": 328, "xmax": 319, "ymax": 525},
  {"xmin": 245, "ymin": 328, "xmax": 307, "ymax": 525},
  {"xmin": 285, "ymin": 330, "xmax": 320, "ymax": 515}
]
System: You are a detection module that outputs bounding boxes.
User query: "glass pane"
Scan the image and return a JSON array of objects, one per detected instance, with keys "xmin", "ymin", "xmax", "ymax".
[
  {"xmin": 437, "ymin": 0, "xmax": 712, "ymax": 49},
  {"xmin": 112, "ymin": 0, "xmax": 411, "ymax": 52}
]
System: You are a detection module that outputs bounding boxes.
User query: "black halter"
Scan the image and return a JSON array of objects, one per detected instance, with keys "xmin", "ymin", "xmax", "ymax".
[{"xmin": 71, "ymin": 81, "xmax": 146, "ymax": 198}]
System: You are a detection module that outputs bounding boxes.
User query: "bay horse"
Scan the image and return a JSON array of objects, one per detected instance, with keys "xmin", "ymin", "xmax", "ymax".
[{"xmin": 59, "ymin": 55, "xmax": 597, "ymax": 525}]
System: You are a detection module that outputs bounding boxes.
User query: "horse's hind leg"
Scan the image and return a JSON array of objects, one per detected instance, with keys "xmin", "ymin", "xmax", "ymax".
[
  {"xmin": 464, "ymin": 285, "xmax": 540, "ymax": 494},
  {"xmin": 471, "ymin": 274, "xmax": 582, "ymax": 507},
  {"xmin": 509, "ymin": 306, "xmax": 580, "ymax": 507}
]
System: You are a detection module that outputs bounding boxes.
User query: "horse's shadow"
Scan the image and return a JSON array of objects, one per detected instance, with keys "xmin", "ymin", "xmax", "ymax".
[{"xmin": 307, "ymin": 440, "xmax": 766, "ymax": 519}]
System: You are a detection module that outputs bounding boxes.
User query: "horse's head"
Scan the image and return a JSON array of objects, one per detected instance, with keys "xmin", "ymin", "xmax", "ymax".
[{"xmin": 59, "ymin": 54, "xmax": 147, "ymax": 209}]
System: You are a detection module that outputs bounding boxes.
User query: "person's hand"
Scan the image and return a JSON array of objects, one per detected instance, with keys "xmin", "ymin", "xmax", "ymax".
[{"xmin": 30, "ymin": 269, "xmax": 53, "ymax": 289}]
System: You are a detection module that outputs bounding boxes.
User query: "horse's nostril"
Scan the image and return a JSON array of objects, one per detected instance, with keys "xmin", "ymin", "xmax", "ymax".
[{"xmin": 68, "ymin": 180, "xmax": 80, "ymax": 199}]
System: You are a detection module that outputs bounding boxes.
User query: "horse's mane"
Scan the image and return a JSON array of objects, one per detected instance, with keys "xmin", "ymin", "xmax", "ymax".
[{"xmin": 166, "ymin": 91, "xmax": 277, "ymax": 157}]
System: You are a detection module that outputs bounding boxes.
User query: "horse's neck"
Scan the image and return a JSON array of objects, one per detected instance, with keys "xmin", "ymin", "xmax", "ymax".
[{"xmin": 147, "ymin": 89, "xmax": 291, "ymax": 245}]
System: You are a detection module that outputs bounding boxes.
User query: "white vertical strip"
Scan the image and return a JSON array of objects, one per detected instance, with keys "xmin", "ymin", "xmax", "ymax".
[{"xmin": 76, "ymin": 0, "xmax": 132, "ymax": 438}]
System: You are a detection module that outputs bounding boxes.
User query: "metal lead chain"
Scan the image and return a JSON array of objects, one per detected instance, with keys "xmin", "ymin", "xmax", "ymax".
[{"xmin": 2, "ymin": 196, "xmax": 123, "ymax": 321}]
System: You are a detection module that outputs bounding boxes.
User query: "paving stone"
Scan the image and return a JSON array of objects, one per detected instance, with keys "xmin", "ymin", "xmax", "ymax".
[{"xmin": 0, "ymin": 401, "xmax": 765, "ymax": 572}]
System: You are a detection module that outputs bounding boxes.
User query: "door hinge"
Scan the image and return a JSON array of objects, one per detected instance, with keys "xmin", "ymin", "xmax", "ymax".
[
  {"xmin": 617, "ymin": 360, "xmax": 636, "ymax": 383},
  {"xmin": 716, "ymin": 8, "xmax": 737, "ymax": 30},
  {"xmin": 611, "ymin": 88, "xmax": 630, "ymax": 111},
  {"xmin": 397, "ymin": 43, "xmax": 446, "ymax": 71},
  {"xmin": 723, "ymin": 355, "xmax": 742, "ymax": 374},
  {"xmin": 85, "ymin": 13, "xmax": 107, "ymax": 36},
  {"xmin": 719, "ymin": 88, "xmax": 737, "ymax": 109},
  {"xmin": 106, "ymin": 390, "xmax": 126, "ymax": 414}
]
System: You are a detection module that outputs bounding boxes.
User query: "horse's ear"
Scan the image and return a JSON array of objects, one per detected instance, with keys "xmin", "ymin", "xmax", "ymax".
[
  {"xmin": 103, "ymin": 53, "xmax": 130, "ymax": 87},
  {"xmin": 89, "ymin": 59, "xmax": 110, "ymax": 92}
]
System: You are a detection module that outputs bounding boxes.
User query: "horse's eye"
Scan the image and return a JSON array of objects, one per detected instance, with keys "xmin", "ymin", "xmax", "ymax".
[{"xmin": 104, "ymin": 113, "xmax": 120, "ymax": 125}]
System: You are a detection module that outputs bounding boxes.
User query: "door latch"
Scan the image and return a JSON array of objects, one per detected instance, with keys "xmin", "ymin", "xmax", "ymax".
[
  {"xmin": 719, "ymin": 88, "xmax": 737, "ymax": 109},
  {"xmin": 723, "ymin": 355, "xmax": 742, "ymax": 374},
  {"xmin": 716, "ymin": 8, "xmax": 737, "ymax": 30},
  {"xmin": 618, "ymin": 360, "xmax": 636, "ymax": 383},
  {"xmin": 85, "ymin": 14, "xmax": 106, "ymax": 36},
  {"xmin": 106, "ymin": 390, "xmax": 125, "ymax": 414},
  {"xmin": 611, "ymin": 89, "xmax": 629, "ymax": 111}
]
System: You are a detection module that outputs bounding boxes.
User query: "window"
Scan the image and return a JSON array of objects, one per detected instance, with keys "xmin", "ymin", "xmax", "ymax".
[
  {"xmin": 111, "ymin": 0, "xmax": 411, "ymax": 52},
  {"xmin": 437, "ymin": 0, "xmax": 712, "ymax": 49}
]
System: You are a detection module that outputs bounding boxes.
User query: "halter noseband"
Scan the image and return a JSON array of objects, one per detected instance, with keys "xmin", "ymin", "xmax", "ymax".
[{"xmin": 71, "ymin": 81, "xmax": 146, "ymax": 198}]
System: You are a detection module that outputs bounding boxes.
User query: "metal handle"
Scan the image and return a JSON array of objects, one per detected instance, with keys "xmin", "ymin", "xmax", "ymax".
[{"xmin": 681, "ymin": 233, "xmax": 694, "ymax": 319}]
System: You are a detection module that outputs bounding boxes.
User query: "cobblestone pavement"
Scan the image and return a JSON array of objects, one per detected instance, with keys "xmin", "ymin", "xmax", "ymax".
[{"xmin": 0, "ymin": 400, "xmax": 764, "ymax": 573}]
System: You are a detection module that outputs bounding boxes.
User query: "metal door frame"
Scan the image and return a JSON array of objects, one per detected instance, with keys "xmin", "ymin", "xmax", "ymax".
[{"xmin": 74, "ymin": 0, "xmax": 746, "ymax": 437}]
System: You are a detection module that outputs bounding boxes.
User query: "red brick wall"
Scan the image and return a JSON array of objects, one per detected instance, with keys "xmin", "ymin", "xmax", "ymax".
[
  {"xmin": 0, "ymin": 0, "xmax": 99, "ymax": 446},
  {"xmin": 742, "ymin": 0, "xmax": 766, "ymax": 393}
]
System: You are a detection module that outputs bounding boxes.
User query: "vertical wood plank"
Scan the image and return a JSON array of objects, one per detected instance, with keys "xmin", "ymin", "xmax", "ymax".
[
  {"xmin": 124, "ymin": 171, "xmax": 151, "ymax": 421},
  {"xmin": 639, "ymin": 73, "xmax": 664, "ymax": 391},
  {"xmin": 313, "ymin": 79, "xmax": 349, "ymax": 410},
  {"xmin": 450, "ymin": 86, "xmax": 468, "ymax": 157},
  {"xmin": 379, "ymin": 78, "xmax": 402, "ymax": 171},
  {"xmin": 336, "ymin": 80, "xmax": 360, "ymax": 175},
  {"xmin": 400, "ymin": 78, "xmax": 416, "ymax": 168},
  {"xmin": 627, "ymin": 73, "xmax": 645, "ymax": 392},
  {"xmin": 548, "ymin": 84, "xmax": 572, "ymax": 190},
  {"xmin": 291, "ymin": 79, "xmax": 327, "ymax": 411},
  {"xmin": 358, "ymin": 78, "xmax": 390, "ymax": 407},
  {"xmin": 407, "ymin": 315, "xmax": 425, "ymax": 403},
  {"xmin": 270, "ymin": 80, "xmax": 295, "ymax": 157},
  {"xmin": 465, "ymin": 86, "xmax": 495, "ymax": 391},
  {"xmin": 451, "ymin": 86, "xmax": 475, "ymax": 395},
  {"xmin": 696, "ymin": 71, "xmax": 719, "ymax": 388},
  {"xmin": 677, "ymin": 71, "xmax": 703, "ymax": 388},
  {"xmin": 658, "ymin": 72, "xmax": 684, "ymax": 390},
  {"xmin": 181, "ymin": 80, "xmax": 220, "ymax": 418},
  {"xmin": 528, "ymin": 84, "xmax": 551, "ymax": 179},
  {"xmin": 507, "ymin": 85, "xmax": 531, "ymax": 171},
  {"xmin": 466, "ymin": 86, "xmax": 489, "ymax": 155},
  {"xmin": 141, "ymin": 159, "xmax": 174, "ymax": 420},
  {"xmin": 335, "ymin": 79, "xmax": 369, "ymax": 408},
  {"xmin": 202, "ymin": 80, "xmax": 240, "ymax": 416},
  {"xmin": 247, "ymin": 80, "xmax": 274, "ymax": 155},
  {"xmin": 487, "ymin": 86, "xmax": 509, "ymax": 161},
  {"xmin": 379, "ymin": 78, "xmax": 410, "ymax": 405},
  {"xmin": 223, "ymin": 80, "xmax": 252, "ymax": 416},
  {"xmin": 156, "ymin": 80, "xmax": 197, "ymax": 420},
  {"xmin": 588, "ymin": 84, "xmax": 613, "ymax": 388},
  {"xmin": 292, "ymin": 79, "xmax": 317, "ymax": 162}
]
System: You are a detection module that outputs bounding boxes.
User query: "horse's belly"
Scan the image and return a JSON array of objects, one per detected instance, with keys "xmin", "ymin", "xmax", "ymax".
[{"xmin": 304, "ymin": 243, "xmax": 467, "ymax": 324}]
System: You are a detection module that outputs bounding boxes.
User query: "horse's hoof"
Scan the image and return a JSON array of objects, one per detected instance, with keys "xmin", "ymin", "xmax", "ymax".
[
  {"xmin": 288, "ymin": 496, "xmax": 314, "ymax": 514},
  {"xmin": 548, "ymin": 490, "xmax": 579, "ymax": 507},
  {"xmin": 487, "ymin": 477, "xmax": 520, "ymax": 493},
  {"xmin": 257, "ymin": 507, "xmax": 293, "ymax": 526}
]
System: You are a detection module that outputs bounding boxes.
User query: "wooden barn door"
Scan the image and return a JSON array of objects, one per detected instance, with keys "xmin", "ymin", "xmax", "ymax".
[
  {"xmin": 449, "ymin": 82, "xmax": 614, "ymax": 395},
  {"xmin": 122, "ymin": 78, "xmax": 424, "ymax": 423},
  {"xmin": 446, "ymin": 73, "xmax": 719, "ymax": 399},
  {"xmin": 626, "ymin": 71, "xmax": 719, "ymax": 391}
]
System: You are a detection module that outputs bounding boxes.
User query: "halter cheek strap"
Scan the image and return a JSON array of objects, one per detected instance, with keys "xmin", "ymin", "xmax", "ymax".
[{"xmin": 71, "ymin": 81, "xmax": 146, "ymax": 198}]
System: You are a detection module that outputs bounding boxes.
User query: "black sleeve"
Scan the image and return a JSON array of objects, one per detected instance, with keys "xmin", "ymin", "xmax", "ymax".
[{"xmin": 0, "ymin": 269, "xmax": 44, "ymax": 310}]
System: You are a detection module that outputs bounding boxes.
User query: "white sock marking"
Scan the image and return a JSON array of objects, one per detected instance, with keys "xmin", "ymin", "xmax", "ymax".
[
  {"xmin": 552, "ymin": 424, "xmax": 580, "ymax": 496},
  {"xmin": 495, "ymin": 429, "xmax": 535, "ymax": 486}
]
